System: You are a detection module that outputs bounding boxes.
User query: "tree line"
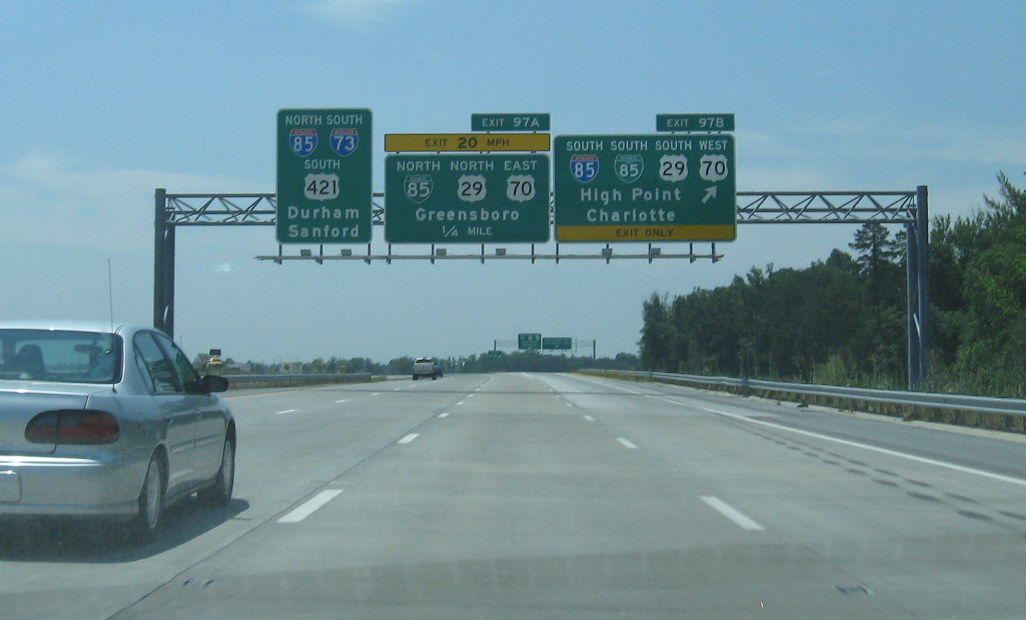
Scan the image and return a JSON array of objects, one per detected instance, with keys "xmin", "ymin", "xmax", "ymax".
[
  {"xmin": 639, "ymin": 173, "xmax": 1026, "ymax": 397},
  {"xmin": 201, "ymin": 351, "xmax": 640, "ymax": 376}
]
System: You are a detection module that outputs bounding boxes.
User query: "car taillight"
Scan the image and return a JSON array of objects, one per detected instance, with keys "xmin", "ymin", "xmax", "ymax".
[{"xmin": 25, "ymin": 410, "xmax": 120, "ymax": 444}]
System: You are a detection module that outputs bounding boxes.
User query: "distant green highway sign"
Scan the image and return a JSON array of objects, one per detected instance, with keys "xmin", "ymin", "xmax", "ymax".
[
  {"xmin": 518, "ymin": 333, "xmax": 542, "ymax": 350},
  {"xmin": 385, "ymin": 154, "xmax": 550, "ymax": 244},
  {"xmin": 542, "ymin": 337, "xmax": 572, "ymax": 350},
  {"xmin": 276, "ymin": 108, "xmax": 372, "ymax": 244}
]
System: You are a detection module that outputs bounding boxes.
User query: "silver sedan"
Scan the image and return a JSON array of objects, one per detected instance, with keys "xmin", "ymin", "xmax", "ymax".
[{"xmin": 0, "ymin": 321, "xmax": 235, "ymax": 542}]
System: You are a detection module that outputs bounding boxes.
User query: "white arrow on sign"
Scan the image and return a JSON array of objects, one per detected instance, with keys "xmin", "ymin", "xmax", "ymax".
[{"xmin": 702, "ymin": 186, "xmax": 718, "ymax": 204}]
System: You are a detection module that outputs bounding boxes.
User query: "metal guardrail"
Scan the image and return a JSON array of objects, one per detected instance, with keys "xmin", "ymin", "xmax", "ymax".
[
  {"xmin": 220, "ymin": 373, "xmax": 375, "ymax": 388},
  {"xmin": 588, "ymin": 370, "xmax": 1026, "ymax": 420}
]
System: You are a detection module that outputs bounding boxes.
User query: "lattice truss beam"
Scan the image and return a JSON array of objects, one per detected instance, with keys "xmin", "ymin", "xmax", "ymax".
[
  {"xmin": 163, "ymin": 191, "xmax": 919, "ymax": 227},
  {"xmin": 736, "ymin": 191, "xmax": 917, "ymax": 224},
  {"xmin": 165, "ymin": 193, "xmax": 383, "ymax": 226}
]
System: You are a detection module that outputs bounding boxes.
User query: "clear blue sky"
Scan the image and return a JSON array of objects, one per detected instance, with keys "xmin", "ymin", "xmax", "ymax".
[{"xmin": 1, "ymin": 0, "xmax": 1023, "ymax": 364}]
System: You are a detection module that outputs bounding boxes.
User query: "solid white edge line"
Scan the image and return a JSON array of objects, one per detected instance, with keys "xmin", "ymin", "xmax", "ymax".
[
  {"xmin": 617, "ymin": 437, "xmax": 638, "ymax": 449},
  {"xmin": 398, "ymin": 433, "xmax": 420, "ymax": 444},
  {"xmin": 699, "ymin": 406, "xmax": 1026, "ymax": 488},
  {"xmin": 701, "ymin": 496, "xmax": 765, "ymax": 531},
  {"xmin": 278, "ymin": 489, "xmax": 343, "ymax": 523}
]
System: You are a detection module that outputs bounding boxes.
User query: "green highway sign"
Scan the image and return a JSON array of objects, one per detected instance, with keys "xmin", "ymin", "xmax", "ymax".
[
  {"xmin": 656, "ymin": 113, "xmax": 735, "ymax": 132},
  {"xmin": 276, "ymin": 108, "xmax": 372, "ymax": 244},
  {"xmin": 542, "ymin": 337, "xmax": 572, "ymax": 350},
  {"xmin": 518, "ymin": 333, "xmax": 542, "ymax": 350},
  {"xmin": 385, "ymin": 154, "xmax": 551, "ymax": 243},
  {"xmin": 553, "ymin": 134, "xmax": 736, "ymax": 242},
  {"xmin": 471, "ymin": 113, "xmax": 550, "ymax": 132}
]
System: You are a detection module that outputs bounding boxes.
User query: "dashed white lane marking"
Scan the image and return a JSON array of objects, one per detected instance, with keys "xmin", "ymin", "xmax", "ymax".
[
  {"xmin": 700, "ymin": 406, "xmax": 1026, "ymax": 488},
  {"xmin": 335, "ymin": 399, "xmax": 348, "ymax": 404},
  {"xmin": 616, "ymin": 437, "xmax": 638, "ymax": 449},
  {"xmin": 438, "ymin": 412, "xmax": 450, "ymax": 419},
  {"xmin": 583, "ymin": 415, "xmax": 595, "ymax": 422},
  {"xmin": 601, "ymin": 382, "xmax": 644, "ymax": 395},
  {"xmin": 278, "ymin": 489, "xmax": 343, "ymax": 523},
  {"xmin": 274, "ymin": 409, "xmax": 298, "ymax": 415},
  {"xmin": 398, "ymin": 433, "xmax": 420, "ymax": 444},
  {"xmin": 701, "ymin": 496, "xmax": 765, "ymax": 531}
]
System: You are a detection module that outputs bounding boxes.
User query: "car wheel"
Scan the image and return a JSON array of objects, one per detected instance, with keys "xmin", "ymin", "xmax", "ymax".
[
  {"xmin": 129, "ymin": 454, "xmax": 166, "ymax": 543},
  {"xmin": 198, "ymin": 436, "xmax": 235, "ymax": 508}
]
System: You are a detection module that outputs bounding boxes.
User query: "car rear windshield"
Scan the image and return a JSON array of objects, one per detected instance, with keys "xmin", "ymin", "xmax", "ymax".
[{"xmin": 0, "ymin": 329, "xmax": 121, "ymax": 384}]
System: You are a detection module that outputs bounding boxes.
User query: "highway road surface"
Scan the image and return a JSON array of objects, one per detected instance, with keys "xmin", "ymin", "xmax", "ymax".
[{"xmin": 3, "ymin": 372, "xmax": 1026, "ymax": 618}]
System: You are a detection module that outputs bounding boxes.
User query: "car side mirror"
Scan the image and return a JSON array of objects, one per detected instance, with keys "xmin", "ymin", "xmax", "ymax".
[{"xmin": 185, "ymin": 374, "xmax": 229, "ymax": 394}]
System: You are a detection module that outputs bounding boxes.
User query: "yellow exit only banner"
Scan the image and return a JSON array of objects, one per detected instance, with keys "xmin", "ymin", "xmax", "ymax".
[{"xmin": 556, "ymin": 224, "xmax": 737, "ymax": 242}]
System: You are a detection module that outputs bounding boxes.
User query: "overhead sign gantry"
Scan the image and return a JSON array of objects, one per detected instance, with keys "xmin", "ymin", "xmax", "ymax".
[{"xmin": 157, "ymin": 108, "xmax": 931, "ymax": 388}]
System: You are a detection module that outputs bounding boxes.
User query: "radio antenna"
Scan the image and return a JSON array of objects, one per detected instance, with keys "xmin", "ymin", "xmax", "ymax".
[
  {"xmin": 107, "ymin": 258, "xmax": 115, "ymax": 332},
  {"xmin": 108, "ymin": 258, "xmax": 117, "ymax": 392}
]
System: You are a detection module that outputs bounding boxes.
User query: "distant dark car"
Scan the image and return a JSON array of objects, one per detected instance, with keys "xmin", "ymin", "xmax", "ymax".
[
  {"xmin": 0, "ymin": 321, "xmax": 235, "ymax": 542},
  {"xmin": 434, "ymin": 363, "xmax": 444, "ymax": 377}
]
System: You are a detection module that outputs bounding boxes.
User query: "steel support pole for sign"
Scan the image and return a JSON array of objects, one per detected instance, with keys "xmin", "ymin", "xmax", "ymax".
[
  {"xmin": 917, "ymin": 186, "xmax": 930, "ymax": 387},
  {"xmin": 904, "ymin": 185, "xmax": 930, "ymax": 390},
  {"xmin": 914, "ymin": 186, "xmax": 930, "ymax": 389},
  {"xmin": 153, "ymin": 188, "xmax": 175, "ymax": 337},
  {"xmin": 906, "ymin": 219, "xmax": 918, "ymax": 390}
]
